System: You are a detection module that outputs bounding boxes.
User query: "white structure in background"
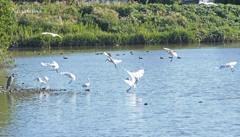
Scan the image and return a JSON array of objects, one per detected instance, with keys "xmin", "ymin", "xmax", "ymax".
[
  {"xmin": 179, "ymin": 0, "xmax": 217, "ymax": 6},
  {"xmin": 197, "ymin": 0, "xmax": 217, "ymax": 7}
]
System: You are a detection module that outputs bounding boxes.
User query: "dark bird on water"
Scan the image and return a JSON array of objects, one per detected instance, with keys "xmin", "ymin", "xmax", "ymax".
[{"xmin": 6, "ymin": 73, "xmax": 15, "ymax": 90}]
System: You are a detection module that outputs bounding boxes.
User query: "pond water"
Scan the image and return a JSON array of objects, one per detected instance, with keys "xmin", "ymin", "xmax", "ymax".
[{"xmin": 1, "ymin": 44, "xmax": 240, "ymax": 136}]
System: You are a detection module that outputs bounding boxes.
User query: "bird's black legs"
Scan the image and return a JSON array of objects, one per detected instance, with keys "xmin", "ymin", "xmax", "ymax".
[
  {"xmin": 170, "ymin": 56, "xmax": 173, "ymax": 62},
  {"xmin": 126, "ymin": 87, "xmax": 131, "ymax": 92}
]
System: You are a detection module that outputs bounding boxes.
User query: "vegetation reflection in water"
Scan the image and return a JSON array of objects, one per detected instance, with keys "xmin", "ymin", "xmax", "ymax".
[{"xmin": 7, "ymin": 42, "xmax": 240, "ymax": 58}]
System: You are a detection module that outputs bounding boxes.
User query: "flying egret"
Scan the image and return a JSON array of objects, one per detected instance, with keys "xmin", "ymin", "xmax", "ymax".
[
  {"xmin": 104, "ymin": 52, "xmax": 122, "ymax": 69},
  {"xmin": 163, "ymin": 48, "xmax": 179, "ymax": 62},
  {"xmin": 216, "ymin": 61, "xmax": 237, "ymax": 72},
  {"xmin": 41, "ymin": 61, "xmax": 59, "ymax": 73},
  {"xmin": 124, "ymin": 69, "xmax": 144, "ymax": 92},
  {"xmin": 197, "ymin": 2, "xmax": 217, "ymax": 7},
  {"xmin": 42, "ymin": 32, "xmax": 61, "ymax": 38},
  {"xmin": 60, "ymin": 72, "xmax": 76, "ymax": 84},
  {"xmin": 6, "ymin": 73, "xmax": 15, "ymax": 90},
  {"xmin": 44, "ymin": 76, "xmax": 49, "ymax": 82},
  {"xmin": 82, "ymin": 78, "xmax": 90, "ymax": 88},
  {"xmin": 124, "ymin": 77, "xmax": 136, "ymax": 92}
]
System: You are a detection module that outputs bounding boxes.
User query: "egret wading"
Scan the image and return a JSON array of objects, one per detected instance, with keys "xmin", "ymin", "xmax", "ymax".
[
  {"xmin": 6, "ymin": 73, "xmax": 15, "ymax": 90},
  {"xmin": 35, "ymin": 76, "xmax": 49, "ymax": 88},
  {"xmin": 82, "ymin": 78, "xmax": 90, "ymax": 88},
  {"xmin": 124, "ymin": 69, "xmax": 144, "ymax": 92},
  {"xmin": 35, "ymin": 77, "xmax": 46, "ymax": 84},
  {"xmin": 60, "ymin": 72, "xmax": 76, "ymax": 84},
  {"xmin": 42, "ymin": 32, "xmax": 61, "ymax": 38},
  {"xmin": 216, "ymin": 61, "xmax": 237, "ymax": 72},
  {"xmin": 35, "ymin": 76, "xmax": 49, "ymax": 84},
  {"xmin": 104, "ymin": 52, "xmax": 122, "ymax": 69},
  {"xmin": 163, "ymin": 48, "xmax": 179, "ymax": 62},
  {"xmin": 41, "ymin": 61, "xmax": 59, "ymax": 73}
]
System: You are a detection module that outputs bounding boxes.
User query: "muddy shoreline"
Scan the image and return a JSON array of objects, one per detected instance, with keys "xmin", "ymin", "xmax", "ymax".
[{"xmin": 0, "ymin": 86, "xmax": 66, "ymax": 94}]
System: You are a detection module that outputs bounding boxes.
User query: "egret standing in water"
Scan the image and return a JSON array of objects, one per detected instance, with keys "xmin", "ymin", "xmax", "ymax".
[
  {"xmin": 35, "ymin": 77, "xmax": 46, "ymax": 84},
  {"xmin": 35, "ymin": 76, "xmax": 49, "ymax": 88},
  {"xmin": 82, "ymin": 78, "xmax": 90, "ymax": 89},
  {"xmin": 163, "ymin": 48, "xmax": 180, "ymax": 62},
  {"xmin": 6, "ymin": 73, "xmax": 15, "ymax": 90},
  {"xmin": 41, "ymin": 61, "xmax": 59, "ymax": 73},
  {"xmin": 124, "ymin": 69, "xmax": 144, "ymax": 92},
  {"xmin": 42, "ymin": 32, "xmax": 61, "ymax": 38},
  {"xmin": 104, "ymin": 52, "xmax": 122, "ymax": 69},
  {"xmin": 60, "ymin": 72, "xmax": 76, "ymax": 84},
  {"xmin": 216, "ymin": 61, "xmax": 237, "ymax": 72}
]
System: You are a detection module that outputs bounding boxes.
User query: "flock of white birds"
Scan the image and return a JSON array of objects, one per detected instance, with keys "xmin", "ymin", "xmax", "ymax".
[
  {"xmin": 5, "ymin": 32, "xmax": 238, "ymax": 91},
  {"xmin": 30, "ymin": 47, "xmax": 238, "ymax": 92}
]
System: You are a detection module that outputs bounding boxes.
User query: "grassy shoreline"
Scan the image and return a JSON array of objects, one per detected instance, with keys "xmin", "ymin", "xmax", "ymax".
[{"xmin": 11, "ymin": 1, "xmax": 240, "ymax": 48}]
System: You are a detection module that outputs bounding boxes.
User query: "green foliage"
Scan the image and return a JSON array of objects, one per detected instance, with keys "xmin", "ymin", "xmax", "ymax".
[
  {"xmin": 0, "ymin": 0, "xmax": 15, "ymax": 67},
  {"xmin": 10, "ymin": 2, "xmax": 240, "ymax": 48}
]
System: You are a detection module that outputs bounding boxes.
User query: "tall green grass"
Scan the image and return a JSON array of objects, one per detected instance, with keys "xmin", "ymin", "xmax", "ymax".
[{"xmin": 11, "ymin": 2, "xmax": 240, "ymax": 48}]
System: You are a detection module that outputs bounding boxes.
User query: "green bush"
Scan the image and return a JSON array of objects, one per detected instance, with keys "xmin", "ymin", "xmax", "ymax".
[
  {"xmin": 0, "ymin": 0, "xmax": 15, "ymax": 67},
  {"xmin": 10, "ymin": 2, "xmax": 240, "ymax": 48}
]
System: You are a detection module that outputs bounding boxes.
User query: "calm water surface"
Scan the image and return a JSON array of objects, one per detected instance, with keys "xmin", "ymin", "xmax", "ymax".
[{"xmin": 1, "ymin": 44, "xmax": 240, "ymax": 136}]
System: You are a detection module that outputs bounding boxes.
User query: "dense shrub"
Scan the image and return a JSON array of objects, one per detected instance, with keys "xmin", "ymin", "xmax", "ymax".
[
  {"xmin": 0, "ymin": 0, "xmax": 15, "ymax": 67},
  {"xmin": 10, "ymin": 2, "xmax": 240, "ymax": 48}
]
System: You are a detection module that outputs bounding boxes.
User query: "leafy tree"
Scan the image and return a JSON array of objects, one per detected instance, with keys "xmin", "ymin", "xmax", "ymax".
[{"xmin": 0, "ymin": 0, "xmax": 14, "ymax": 67}]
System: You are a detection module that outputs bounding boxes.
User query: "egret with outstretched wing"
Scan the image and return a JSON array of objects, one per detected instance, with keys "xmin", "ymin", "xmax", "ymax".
[
  {"xmin": 60, "ymin": 72, "xmax": 76, "ymax": 84},
  {"xmin": 104, "ymin": 52, "xmax": 122, "ymax": 69},
  {"xmin": 124, "ymin": 69, "xmax": 144, "ymax": 92},
  {"xmin": 216, "ymin": 61, "xmax": 237, "ymax": 72},
  {"xmin": 42, "ymin": 32, "xmax": 61, "ymax": 38},
  {"xmin": 41, "ymin": 61, "xmax": 59, "ymax": 73},
  {"xmin": 163, "ymin": 48, "xmax": 179, "ymax": 62}
]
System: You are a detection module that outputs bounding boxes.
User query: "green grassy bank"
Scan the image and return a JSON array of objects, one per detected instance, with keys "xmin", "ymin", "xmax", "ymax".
[{"xmin": 11, "ymin": 1, "xmax": 240, "ymax": 48}]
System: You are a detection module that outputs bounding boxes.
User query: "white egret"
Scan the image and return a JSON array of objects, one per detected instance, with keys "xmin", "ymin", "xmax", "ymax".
[
  {"xmin": 197, "ymin": 2, "xmax": 217, "ymax": 7},
  {"xmin": 163, "ymin": 48, "xmax": 179, "ymax": 62},
  {"xmin": 60, "ymin": 72, "xmax": 76, "ymax": 84},
  {"xmin": 41, "ymin": 61, "xmax": 59, "ymax": 73},
  {"xmin": 124, "ymin": 69, "xmax": 144, "ymax": 92},
  {"xmin": 42, "ymin": 32, "xmax": 61, "ymax": 38},
  {"xmin": 82, "ymin": 78, "xmax": 90, "ymax": 88},
  {"xmin": 44, "ymin": 76, "xmax": 49, "ymax": 82},
  {"xmin": 6, "ymin": 73, "xmax": 15, "ymax": 90},
  {"xmin": 104, "ymin": 52, "xmax": 122, "ymax": 69},
  {"xmin": 35, "ymin": 77, "xmax": 46, "ymax": 84},
  {"xmin": 124, "ymin": 77, "xmax": 136, "ymax": 92},
  {"xmin": 216, "ymin": 61, "xmax": 237, "ymax": 72}
]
